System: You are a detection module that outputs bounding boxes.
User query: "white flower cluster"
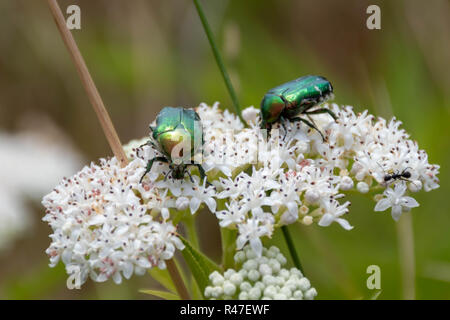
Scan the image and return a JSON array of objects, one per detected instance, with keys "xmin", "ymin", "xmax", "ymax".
[
  {"xmin": 43, "ymin": 102, "xmax": 439, "ymax": 287},
  {"xmin": 204, "ymin": 245, "xmax": 317, "ymax": 300},
  {"xmin": 42, "ymin": 157, "xmax": 184, "ymax": 286},
  {"xmin": 186, "ymin": 102, "xmax": 439, "ymax": 256}
]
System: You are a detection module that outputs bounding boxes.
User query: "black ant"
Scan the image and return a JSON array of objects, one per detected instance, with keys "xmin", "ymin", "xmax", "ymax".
[{"xmin": 383, "ymin": 167, "xmax": 412, "ymax": 185}]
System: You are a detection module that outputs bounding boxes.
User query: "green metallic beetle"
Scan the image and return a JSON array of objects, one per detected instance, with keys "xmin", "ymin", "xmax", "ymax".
[
  {"xmin": 139, "ymin": 106, "xmax": 207, "ymax": 184},
  {"xmin": 260, "ymin": 75, "xmax": 337, "ymax": 140}
]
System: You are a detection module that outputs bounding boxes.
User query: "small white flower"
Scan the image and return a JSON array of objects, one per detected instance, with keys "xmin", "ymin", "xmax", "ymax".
[
  {"xmin": 339, "ymin": 176, "xmax": 354, "ymax": 191},
  {"xmin": 318, "ymin": 199, "xmax": 353, "ymax": 230},
  {"xmin": 176, "ymin": 197, "xmax": 190, "ymax": 210},
  {"xmin": 374, "ymin": 183, "xmax": 419, "ymax": 221},
  {"xmin": 236, "ymin": 218, "xmax": 271, "ymax": 256},
  {"xmin": 185, "ymin": 178, "xmax": 217, "ymax": 214},
  {"xmin": 408, "ymin": 180, "xmax": 422, "ymax": 193},
  {"xmin": 216, "ymin": 201, "xmax": 246, "ymax": 228}
]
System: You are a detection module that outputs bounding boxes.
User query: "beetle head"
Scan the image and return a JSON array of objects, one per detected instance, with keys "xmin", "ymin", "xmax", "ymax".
[{"xmin": 260, "ymin": 94, "xmax": 286, "ymax": 126}]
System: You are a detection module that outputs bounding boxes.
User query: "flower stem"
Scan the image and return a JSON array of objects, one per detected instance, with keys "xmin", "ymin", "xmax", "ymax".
[
  {"xmin": 281, "ymin": 225, "xmax": 304, "ymax": 274},
  {"xmin": 396, "ymin": 211, "xmax": 416, "ymax": 299},
  {"xmin": 192, "ymin": 0, "xmax": 244, "ymax": 123},
  {"xmin": 166, "ymin": 259, "xmax": 190, "ymax": 300},
  {"xmin": 221, "ymin": 228, "xmax": 237, "ymax": 269},
  {"xmin": 183, "ymin": 215, "xmax": 200, "ymax": 249}
]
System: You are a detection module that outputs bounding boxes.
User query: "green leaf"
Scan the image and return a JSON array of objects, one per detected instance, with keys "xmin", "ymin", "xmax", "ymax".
[
  {"xmin": 148, "ymin": 267, "xmax": 176, "ymax": 294},
  {"xmin": 358, "ymin": 289, "xmax": 382, "ymax": 300},
  {"xmin": 179, "ymin": 236, "xmax": 221, "ymax": 298},
  {"xmin": 140, "ymin": 289, "xmax": 180, "ymax": 300},
  {"xmin": 190, "ymin": 274, "xmax": 203, "ymax": 300},
  {"xmin": 369, "ymin": 290, "xmax": 382, "ymax": 300}
]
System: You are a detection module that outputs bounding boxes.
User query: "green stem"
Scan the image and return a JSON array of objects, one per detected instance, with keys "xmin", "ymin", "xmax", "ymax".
[
  {"xmin": 281, "ymin": 225, "xmax": 304, "ymax": 274},
  {"xmin": 221, "ymin": 228, "xmax": 237, "ymax": 269},
  {"xmin": 396, "ymin": 211, "xmax": 416, "ymax": 300},
  {"xmin": 192, "ymin": 0, "xmax": 244, "ymax": 123},
  {"xmin": 183, "ymin": 215, "xmax": 200, "ymax": 249}
]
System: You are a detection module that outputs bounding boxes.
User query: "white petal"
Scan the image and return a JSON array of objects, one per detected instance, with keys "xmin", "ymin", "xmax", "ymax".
[
  {"xmin": 88, "ymin": 215, "xmax": 106, "ymax": 226},
  {"xmin": 393, "ymin": 183, "xmax": 407, "ymax": 197},
  {"xmin": 161, "ymin": 208, "xmax": 170, "ymax": 220},
  {"xmin": 286, "ymin": 202, "xmax": 298, "ymax": 215},
  {"xmin": 374, "ymin": 198, "xmax": 391, "ymax": 212},
  {"xmin": 112, "ymin": 272, "xmax": 122, "ymax": 284},
  {"xmin": 391, "ymin": 205, "xmax": 403, "ymax": 221},
  {"xmin": 236, "ymin": 235, "xmax": 247, "ymax": 250},
  {"xmin": 250, "ymin": 238, "xmax": 263, "ymax": 257},
  {"xmin": 189, "ymin": 198, "xmax": 201, "ymax": 214},
  {"xmin": 280, "ymin": 211, "xmax": 297, "ymax": 225},
  {"xmin": 220, "ymin": 166, "xmax": 232, "ymax": 177},
  {"xmin": 205, "ymin": 198, "xmax": 216, "ymax": 212},
  {"xmin": 318, "ymin": 213, "xmax": 334, "ymax": 227},
  {"xmin": 122, "ymin": 263, "xmax": 133, "ymax": 279},
  {"xmin": 336, "ymin": 218, "xmax": 354, "ymax": 230},
  {"xmin": 401, "ymin": 196, "xmax": 419, "ymax": 208}
]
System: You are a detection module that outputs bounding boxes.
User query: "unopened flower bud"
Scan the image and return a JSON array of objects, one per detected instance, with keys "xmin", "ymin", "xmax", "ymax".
[{"xmin": 357, "ymin": 181, "xmax": 369, "ymax": 193}]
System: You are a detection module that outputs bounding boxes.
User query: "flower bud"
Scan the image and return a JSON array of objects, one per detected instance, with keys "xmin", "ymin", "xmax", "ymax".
[{"xmin": 357, "ymin": 181, "xmax": 369, "ymax": 193}]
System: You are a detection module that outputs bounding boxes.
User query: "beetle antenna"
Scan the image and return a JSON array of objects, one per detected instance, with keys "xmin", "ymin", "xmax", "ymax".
[
  {"xmin": 186, "ymin": 169, "xmax": 195, "ymax": 184},
  {"xmin": 163, "ymin": 170, "xmax": 171, "ymax": 182},
  {"xmin": 402, "ymin": 166, "xmax": 413, "ymax": 174}
]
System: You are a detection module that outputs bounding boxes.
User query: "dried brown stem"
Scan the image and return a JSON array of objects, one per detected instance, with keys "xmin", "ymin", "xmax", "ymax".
[
  {"xmin": 46, "ymin": 0, "xmax": 128, "ymax": 168},
  {"xmin": 46, "ymin": 0, "xmax": 189, "ymax": 300}
]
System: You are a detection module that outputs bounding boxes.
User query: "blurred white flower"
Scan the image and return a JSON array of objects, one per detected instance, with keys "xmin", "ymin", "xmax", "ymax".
[{"xmin": 0, "ymin": 131, "xmax": 81, "ymax": 252}]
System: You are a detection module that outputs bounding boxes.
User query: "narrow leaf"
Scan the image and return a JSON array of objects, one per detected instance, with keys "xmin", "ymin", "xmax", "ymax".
[
  {"xmin": 139, "ymin": 289, "xmax": 180, "ymax": 300},
  {"xmin": 369, "ymin": 290, "xmax": 382, "ymax": 300},
  {"xmin": 148, "ymin": 267, "xmax": 176, "ymax": 294},
  {"xmin": 179, "ymin": 236, "xmax": 220, "ymax": 297}
]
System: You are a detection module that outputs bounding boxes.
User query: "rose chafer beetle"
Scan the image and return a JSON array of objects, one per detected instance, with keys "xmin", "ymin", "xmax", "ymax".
[
  {"xmin": 260, "ymin": 75, "xmax": 337, "ymax": 140},
  {"xmin": 139, "ymin": 106, "xmax": 208, "ymax": 184}
]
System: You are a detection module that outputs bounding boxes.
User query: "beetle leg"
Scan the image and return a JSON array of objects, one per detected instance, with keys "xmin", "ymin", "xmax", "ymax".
[
  {"xmin": 139, "ymin": 141, "xmax": 149, "ymax": 148},
  {"xmin": 140, "ymin": 156, "xmax": 168, "ymax": 183},
  {"xmin": 263, "ymin": 122, "xmax": 273, "ymax": 138},
  {"xmin": 290, "ymin": 116, "xmax": 326, "ymax": 142},
  {"xmin": 278, "ymin": 116, "xmax": 288, "ymax": 141},
  {"xmin": 164, "ymin": 166, "xmax": 173, "ymax": 181},
  {"xmin": 305, "ymin": 108, "xmax": 338, "ymax": 121},
  {"xmin": 139, "ymin": 140, "xmax": 159, "ymax": 151},
  {"xmin": 186, "ymin": 169, "xmax": 195, "ymax": 183}
]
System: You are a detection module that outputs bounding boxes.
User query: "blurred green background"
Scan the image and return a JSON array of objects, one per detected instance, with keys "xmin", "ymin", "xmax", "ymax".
[{"xmin": 0, "ymin": 0, "xmax": 449, "ymax": 299}]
